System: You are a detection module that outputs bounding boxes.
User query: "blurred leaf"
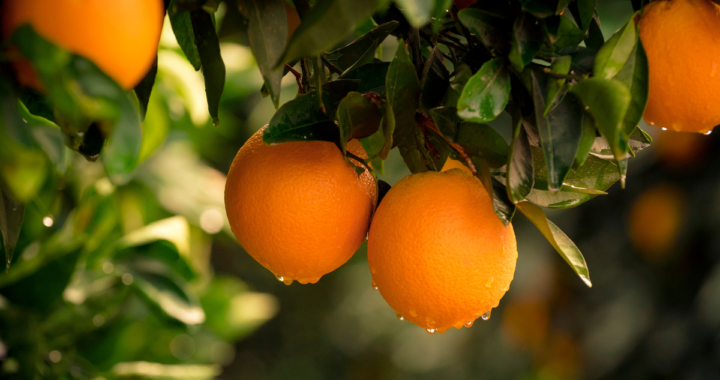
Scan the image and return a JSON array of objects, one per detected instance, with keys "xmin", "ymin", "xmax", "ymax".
[
  {"xmin": 0, "ymin": 79, "xmax": 35, "ymax": 148},
  {"xmin": 521, "ymin": 0, "xmax": 566, "ymax": 18},
  {"xmin": 614, "ymin": 39, "xmax": 649, "ymax": 135},
  {"xmin": 575, "ymin": 112, "xmax": 596, "ymax": 167},
  {"xmin": 278, "ymin": 0, "xmax": 387, "ymax": 66},
  {"xmin": 526, "ymin": 146, "xmax": 619, "ymax": 208},
  {"xmin": 386, "ymin": 41, "xmax": 422, "ymax": 171},
  {"xmin": 570, "ymin": 78, "xmax": 630, "ymax": 161},
  {"xmin": 340, "ymin": 62, "xmax": 390, "ymax": 95},
  {"xmin": 431, "ymin": 0, "xmax": 453, "ymax": 33},
  {"xmin": 0, "ymin": 189, "xmax": 25, "ymax": 271},
  {"xmin": 395, "ymin": 0, "xmax": 434, "ymax": 28},
  {"xmin": 506, "ymin": 114, "xmax": 534, "ymax": 203},
  {"xmin": 593, "ymin": 16, "xmax": 637, "ymax": 80},
  {"xmin": 17, "ymin": 101, "xmax": 71, "ymax": 173},
  {"xmin": 169, "ymin": 2, "xmax": 202, "ymax": 70},
  {"xmin": 101, "ymin": 93, "xmax": 143, "ymax": 184},
  {"xmin": 191, "ymin": 9, "xmax": 226, "ymax": 125},
  {"xmin": 112, "ymin": 362, "xmax": 220, "ymax": 380},
  {"xmin": 19, "ymin": 87, "xmax": 55, "ymax": 122},
  {"xmin": 325, "ymin": 21, "xmax": 399, "ymax": 71},
  {"xmin": 455, "ymin": 122, "xmax": 509, "ymax": 168},
  {"xmin": 457, "ymin": 58, "xmax": 510, "ymax": 123},
  {"xmin": 132, "ymin": 267, "xmax": 205, "ymax": 325},
  {"xmin": 138, "ymin": 90, "xmax": 170, "ymax": 163},
  {"xmin": 336, "ymin": 92, "xmax": 382, "ymax": 152},
  {"xmin": 263, "ymin": 91, "xmax": 340, "ymax": 144},
  {"xmin": 457, "ymin": 8, "xmax": 506, "ymax": 52},
  {"xmin": 517, "ymin": 202, "xmax": 592, "ymax": 287},
  {"xmin": 509, "ymin": 12, "xmax": 543, "ymax": 72},
  {"xmin": 543, "ymin": 55, "xmax": 571, "ymax": 115},
  {"xmin": 134, "ymin": 56, "xmax": 158, "ymax": 120},
  {"xmin": 200, "ymin": 276, "xmax": 278, "ymax": 341},
  {"xmin": 240, "ymin": 0, "xmax": 287, "ymax": 108}
]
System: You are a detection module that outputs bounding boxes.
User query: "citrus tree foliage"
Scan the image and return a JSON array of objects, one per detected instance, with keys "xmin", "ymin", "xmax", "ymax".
[{"xmin": 0, "ymin": 0, "xmax": 651, "ymax": 376}]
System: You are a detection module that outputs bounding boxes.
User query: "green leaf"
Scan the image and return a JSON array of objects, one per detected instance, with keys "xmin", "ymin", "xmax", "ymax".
[
  {"xmin": 532, "ymin": 72, "xmax": 583, "ymax": 192},
  {"xmin": 336, "ymin": 92, "xmax": 382, "ymax": 152},
  {"xmin": 543, "ymin": 55, "xmax": 571, "ymax": 115},
  {"xmin": 521, "ymin": 0, "xmax": 566, "ymax": 18},
  {"xmin": 131, "ymin": 268, "xmax": 206, "ymax": 325},
  {"xmin": 457, "ymin": 8, "xmax": 506, "ymax": 52},
  {"xmin": 491, "ymin": 178, "xmax": 516, "ymax": 226},
  {"xmin": 509, "ymin": 12, "xmax": 543, "ymax": 72},
  {"xmin": 339, "ymin": 62, "xmax": 390, "ymax": 95},
  {"xmin": 101, "ymin": 94, "xmax": 143, "ymax": 184},
  {"xmin": 429, "ymin": 106, "xmax": 461, "ymax": 140},
  {"xmin": 550, "ymin": 16, "xmax": 586, "ymax": 50},
  {"xmin": 588, "ymin": 126, "xmax": 652, "ymax": 160},
  {"xmin": 278, "ymin": 0, "xmax": 387, "ymax": 67},
  {"xmin": 585, "ymin": 14, "xmax": 604, "ymax": 50},
  {"xmin": 264, "ymin": 91, "xmax": 340, "ymax": 144},
  {"xmin": 379, "ymin": 104, "xmax": 396, "ymax": 160},
  {"xmin": 0, "ymin": 79, "xmax": 35, "ymax": 148},
  {"xmin": 395, "ymin": 0, "xmax": 434, "ymax": 28},
  {"xmin": 168, "ymin": 2, "xmax": 202, "ymax": 70},
  {"xmin": 593, "ymin": 16, "xmax": 637, "ymax": 80},
  {"xmin": 341, "ymin": 41, "xmax": 379, "ymax": 76},
  {"xmin": 325, "ymin": 21, "xmax": 399, "ymax": 72},
  {"xmin": 386, "ymin": 41, "xmax": 422, "ymax": 171},
  {"xmin": 420, "ymin": 46, "xmax": 450, "ymax": 109},
  {"xmin": 526, "ymin": 146, "xmax": 619, "ymax": 208},
  {"xmin": 457, "ymin": 58, "xmax": 510, "ymax": 123},
  {"xmin": 517, "ymin": 202, "xmax": 591, "ymax": 286},
  {"xmin": 568, "ymin": 0, "xmax": 596, "ymax": 32},
  {"xmin": 240, "ymin": 0, "xmax": 288, "ymax": 108},
  {"xmin": 570, "ymin": 78, "xmax": 631, "ymax": 161},
  {"xmin": 0, "ymin": 189, "xmax": 24, "ymax": 271},
  {"xmin": 455, "ymin": 122, "xmax": 509, "ymax": 168},
  {"xmin": 506, "ymin": 113, "xmax": 534, "ymax": 203},
  {"xmin": 614, "ymin": 39, "xmax": 649, "ymax": 135},
  {"xmin": 575, "ymin": 112, "xmax": 596, "ymax": 167},
  {"xmin": 432, "ymin": 0, "xmax": 453, "ymax": 33},
  {"xmin": 191, "ymin": 9, "xmax": 226, "ymax": 125},
  {"xmin": 134, "ymin": 56, "xmax": 158, "ymax": 120},
  {"xmin": 322, "ymin": 79, "xmax": 361, "ymax": 97},
  {"xmin": 360, "ymin": 128, "xmax": 385, "ymax": 158}
]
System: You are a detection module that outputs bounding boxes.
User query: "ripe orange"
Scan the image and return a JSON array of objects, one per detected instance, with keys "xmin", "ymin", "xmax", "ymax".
[
  {"xmin": 367, "ymin": 169, "xmax": 517, "ymax": 333},
  {"xmin": 224, "ymin": 126, "xmax": 376, "ymax": 285},
  {"xmin": 639, "ymin": 0, "xmax": 720, "ymax": 133},
  {"xmin": 627, "ymin": 183, "xmax": 685, "ymax": 261},
  {"xmin": 1, "ymin": 0, "xmax": 164, "ymax": 90}
]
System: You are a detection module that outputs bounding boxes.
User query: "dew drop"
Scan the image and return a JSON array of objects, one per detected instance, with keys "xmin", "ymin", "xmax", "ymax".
[
  {"xmin": 706, "ymin": 130, "xmax": 713, "ymax": 135},
  {"xmin": 426, "ymin": 328, "xmax": 437, "ymax": 334},
  {"xmin": 426, "ymin": 318, "xmax": 436, "ymax": 328},
  {"xmin": 409, "ymin": 309, "xmax": 418, "ymax": 317},
  {"xmin": 274, "ymin": 274, "xmax": 284, "ymax": 282},
  {"xmin": 396, "ymin": 313, "xmax": 405, "ymax": 321},
  {"xmin": 371, "ymin": 280, "xmax": 378, "ymax": 290},
  {"xmin": 464, "ymin": 321, "xmax": 474, "ymax": 328},
  {"xmin": 283, "ymin": 277, "xmax": 294, "ymax": 285},
  {"xmin": 661, "ymin": 127, "xmax": 667, "ymax": 131},
  {"xmin": 438, "ymin": 327, "xmax": 448, "ymax": 334},
  {"xmin": 485, "ymin": 277, "xmax": 494, "ymax": 287},
  {"xmin": 481, "ymin": 311, "xmax": 491, "ymax": 320}
]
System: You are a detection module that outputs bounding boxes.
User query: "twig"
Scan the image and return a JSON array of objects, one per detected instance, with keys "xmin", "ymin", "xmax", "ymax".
[
  {"xmin": 320, "ymin": 55, "xmax": 343, "ymax": 75},
  {"xmin": 410, "ymin": 28, "xmax": 423, "ymax": 77},
  {"xmin": 300, "ymin": 58, "xmax": 310, "ymax": 93},
  {"xmin": 437, "ymin": 37, "xmax": 469, "ymax": 52},
  {"xmin": 284, "ymin": 63, "xmax": 304, "ymax": 94},
  {"xmin": 542, "ymin": 68, "xmax": 587, "ymax": 81},
  {"xmin": 415, "ymin": 112, "xmax": 478, "ymax": 176}
]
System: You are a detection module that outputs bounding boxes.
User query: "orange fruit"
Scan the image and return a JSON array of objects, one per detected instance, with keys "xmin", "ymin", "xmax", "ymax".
[
  {"xmin": 224, "ymin": 126, "xmax": 376, "ymax": 285},
  {"xmin": 441, "ymin": 157, "xmax": 471, "ymax": 173},
  {"xmin": 627, "ymin": 183, "xmax": 685, "ymax": 261},
  {"xmin": 639, "ymin": 0, "xmax": 720, "ymax": 133},
  {"xmin": 367, "ymin": 169, "xmax": 517, "ymax": 333},
  {"xmin": 1, "ymin": 0, "xmax": 164, "ymax": 90}
]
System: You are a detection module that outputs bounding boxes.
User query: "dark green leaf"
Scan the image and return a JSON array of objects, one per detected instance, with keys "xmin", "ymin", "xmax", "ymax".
[
  {"xmin": 527, "ymin": 146, "xmax": 619, "ymax": 208},
  {"xmin": 169, "ymin": 2, "xmax": 202, "ymax": 70},
  {"xmin": 322, "ymin": 79, "xmax": 361, "ymax": 97},
  {"xmin": 240, "ymin": 0, "xmax": 288, "ymax": 108},
  {"xmin": 336, "ymin": 92, "xmax": 382, "ymax": 152},
  {"xmin": 379, "ymin": 104, "xmax": 396, "ymax": 160},
  {"xmin": 420, "ymin": 46, "xmax": 450, "ymax": 109},
  {"xmin": 575, "ymin": 112, "xmax": 596, "ymax": 167},
  {"xmin": 570, "ymin": 78, "xmax": 630, "ymax": 161},
  {"xmin": 325, "ymin": 21, "xmax": 399, "ymax": 71},
  {"xmin": 543, "ymin": 55, "xmax": 571, "ymax": 115},
  {"xmin": 264, "ymin": 91, "xmax": 340, "ymax": 144},
  {"xmin": 431, "ymin": 0, "xmax": 453, "ymax": 33},
  {"xmin": 550, "ymin": 16, "xmax": 585, "ymax": 50},
  {"xmin": 278, "ymin": 0, "xmax": 387, "ymax": 67},
  {"xmin": 585, "ymin": 14, "xmax": 604, "ymax": 50},
  {"xmin": 491, "ymin": 178, "xmax": 516, "ymax": 226},
  {"xmin": 134, "ymin": 56, "xmax": 158, "ymax": 120},
  {"xmin": 20, "ymin": 88, "xmax": 55, "ymax": 122},
  {"xmin": 340, "ymin": 62, "xmax": 390, "ymax": 95},
  {"xmin": 455, "ymin": 122, "xmax": 509, "ymax": 168},
  {"xmin": 0, "ymin": 79, "xmax": 35, "ymax": 147},
  {"xmin": 568, "ymin": 0, "xmax": 596, "ymax": 32},
  {"xmin": 593, "ymin": 16, "xmax": 637, "ymax": 79},
  {"xmin": 457, "ymin": 8, "xmax": 506, "ymax": 52},
  {"xmin": 191, "ymin": 9, "xmax": 226, "ymax": 125},
  {"xmin": 341, "ymin": 41, "xmax": 379, "ymax": 76},
  {"xmin": 0, "ymin": 189, "xmax": 24, "ymax": 271},
  {"xmin": 521, "ymin": 0, "xmax": 564, "ymax": 18},
  {"xmin": 517, "ymin": 202, "xmax": 591, "ymax": 287},
  {"xmin": 457, "ymin": 58, "xmax": 510, "ymax": 123},
  {"xmin": 532, "ymin": 72, "xmax": 583, "ymax": 192},
  {"xmin": 509, "ymin": 12, "xmax": 543, "ymax": 72},
  {"xmin": 386, "ymin": 41, "xmax": 422, "ymax": 170},
  {"xmin": 614, "ymin": 39, "xmax": 649, "ymax": 135},
  {"xmin": 429, "ymin": 106, "xmax": 461, "ymax": 140},
  {"xmin": 506, "ymin": 113, "xmax": 534, "ymax": 203}
]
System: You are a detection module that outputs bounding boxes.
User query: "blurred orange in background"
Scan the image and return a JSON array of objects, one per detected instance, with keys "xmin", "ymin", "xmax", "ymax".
[
  {"xmin": 627, "ymin": 184, "xmax": 686, "ymax": 262},
  {"xmin": 654, "ymin": 130, "xmax": 711, "ymax": 170}
]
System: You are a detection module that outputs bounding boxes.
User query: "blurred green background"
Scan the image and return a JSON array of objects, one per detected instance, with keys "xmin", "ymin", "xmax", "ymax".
[{"xmin": 4, "ymin": 0, "xmax": 720, "ymax": 379}]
